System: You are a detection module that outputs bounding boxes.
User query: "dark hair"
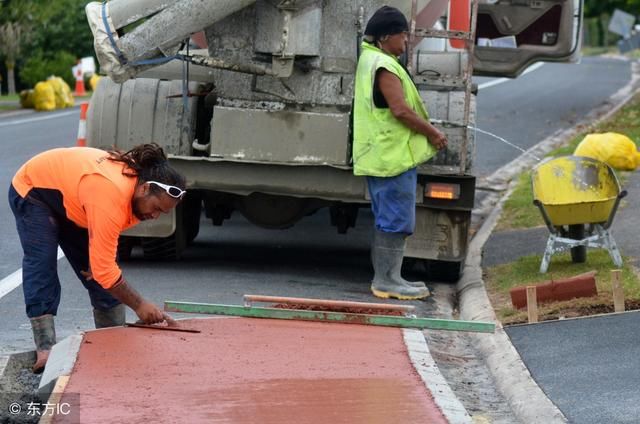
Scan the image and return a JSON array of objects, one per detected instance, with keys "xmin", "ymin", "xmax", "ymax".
[
  {"xmin": 364, "ymin": 6, "xmax": 409, "ymax": 39},
  {"xmin": 108, "ymin": 143, "xmax": 186, "ymax": 196}
]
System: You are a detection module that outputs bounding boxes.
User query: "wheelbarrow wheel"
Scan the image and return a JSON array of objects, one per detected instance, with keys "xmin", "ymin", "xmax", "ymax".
[{"xmin": 567, "ymin": 224, "xmax": 587, "ymax": 263}]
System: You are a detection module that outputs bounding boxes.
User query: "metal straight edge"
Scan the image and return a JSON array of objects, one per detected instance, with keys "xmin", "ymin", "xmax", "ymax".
[{"xmin": 164, "ymin": 301, "xmax": 495, "ymax": 333}]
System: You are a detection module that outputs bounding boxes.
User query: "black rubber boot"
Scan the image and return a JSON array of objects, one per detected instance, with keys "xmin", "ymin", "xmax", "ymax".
[
  {"xmin": 93, "ymin": 304, "xmax": 126, "ymax": 329},
  {"xmin": 371, "ymin": 230, "xmax": 430, "ymax": 300},
  {"xmin": 30, "ymin": 314, "xmax": 56, "ymax": 374}
]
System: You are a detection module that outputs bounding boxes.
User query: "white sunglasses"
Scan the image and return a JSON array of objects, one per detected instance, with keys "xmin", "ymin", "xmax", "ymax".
[{"xmin": 147, "ymin": 181, "xmax": 186, "ymax": 199}]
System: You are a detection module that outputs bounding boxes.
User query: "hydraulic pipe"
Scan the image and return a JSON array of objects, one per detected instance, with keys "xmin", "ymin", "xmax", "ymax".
[{"xmin": 117, "ymin": 0, "xmax": 256, "ymax": 64}]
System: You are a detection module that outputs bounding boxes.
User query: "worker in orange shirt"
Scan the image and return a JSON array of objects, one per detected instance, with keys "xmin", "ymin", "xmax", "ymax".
[{"xmin": 8, "ymin": 143, "xmax": 186, "ymax": 373}]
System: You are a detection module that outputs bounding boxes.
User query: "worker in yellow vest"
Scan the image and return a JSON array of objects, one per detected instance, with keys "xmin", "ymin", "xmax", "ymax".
[{"xmin": 353, "ymin": 6, "xmax": 448, "ymax": 300}]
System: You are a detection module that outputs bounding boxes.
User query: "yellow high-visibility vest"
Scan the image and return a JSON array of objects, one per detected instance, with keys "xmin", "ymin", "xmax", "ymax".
[{"xmin": 353, "ymin": 42, "xmax": 436, "ymax": 177}]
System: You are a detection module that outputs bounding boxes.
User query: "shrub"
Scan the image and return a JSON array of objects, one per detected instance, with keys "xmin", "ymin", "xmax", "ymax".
[{"xmin": 20, "ymin": 51, "xmax": 77, "ymax": 88}]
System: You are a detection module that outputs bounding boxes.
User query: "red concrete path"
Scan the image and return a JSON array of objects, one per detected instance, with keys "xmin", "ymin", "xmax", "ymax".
[{"xmin": 57, "ymin": 317, "xmax": 447, "ymax": 423}]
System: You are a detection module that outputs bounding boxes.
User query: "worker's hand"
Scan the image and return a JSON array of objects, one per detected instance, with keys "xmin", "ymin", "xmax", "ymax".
[
  {"xmin": 429, "ymin": 128, "xmax": 448, "ymax": 150},
  {"xmin": 134, "ymin": 301, "xmax": 167, "ymax": 324},
  {"xmin": 163, "ymin": 313, "xmax": 179, "ymax": 327}
]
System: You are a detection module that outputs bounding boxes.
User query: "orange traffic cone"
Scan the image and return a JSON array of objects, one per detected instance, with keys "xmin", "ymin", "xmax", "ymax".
[
  {"xmin": 76, "ymin": 102, "xmax": 89, "ymax": 147},
  {"xmin": 73, "ymin": 64, "xmax": 86, "ymax": 97}
]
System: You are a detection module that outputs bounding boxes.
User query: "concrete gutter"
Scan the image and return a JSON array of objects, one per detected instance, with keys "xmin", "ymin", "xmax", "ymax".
[
  {"xmin": 459, "ymin": 58, "xmax": 640, "ymax": 423},
  {"xmin": 404, "ymin": 329, "xmax": 473, "ymax": 424}
]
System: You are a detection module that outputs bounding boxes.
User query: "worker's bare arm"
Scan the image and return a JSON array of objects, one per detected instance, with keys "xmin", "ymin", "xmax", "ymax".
[
  {"xmin": 108, "ymin": 277, "xmax": 172, "ymax": 324},
  {"xmin": 108, "ymin": 277, "xmax": 144, "ymax": 309},
  {"xmin": 377, "ymin": 69, "xmax": 448, "ymax": 150}
]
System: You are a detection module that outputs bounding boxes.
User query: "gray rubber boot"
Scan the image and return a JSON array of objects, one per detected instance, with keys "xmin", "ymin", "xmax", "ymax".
[
  {"xmin": 30, "ymin": 314, "xmax": 56, "ymax": 374},
  {"xmin": 93, "ymin": 304, "xmax": 126, "ymax": 329},
  {"xmin": 371, "ymin": 230, "xmax": 427, "ymax": 289},
  {"xmin": 371, "ymin": 230, "xmax": 430, "ymax": 300}
]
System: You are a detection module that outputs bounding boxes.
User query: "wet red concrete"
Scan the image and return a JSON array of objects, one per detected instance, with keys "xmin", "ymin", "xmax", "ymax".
[{"xmin": 57, "ymin": 318, "xmax": 448, "ymax": 423}]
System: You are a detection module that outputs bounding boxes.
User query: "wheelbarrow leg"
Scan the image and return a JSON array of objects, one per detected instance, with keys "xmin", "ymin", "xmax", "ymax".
[
  {"xmin": 596, "ymin": 225, "xmax": 623, "ymax": 268},
  {"xmin": 540, "ymin": 234, "xmax": 557, "ymax": 273}
]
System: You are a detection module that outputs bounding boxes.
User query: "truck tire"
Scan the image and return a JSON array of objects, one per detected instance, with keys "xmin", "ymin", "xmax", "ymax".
[
  {"xmin": 421, "ymin": 259, "xmax": 464, "ymax": 283},
  {"xmin": 117, "ymin": 236, "xmax": 137, "ymax": 261},
  {"xmin": 183, "ymin": 192, "xmax": 202, "ymax": 244},
  {"xmin": 87, "ymin": 77, "xmax": 199, "ymax": 153},
  {"xmin": 140, "ymin": 192, "xmax": 202, "ymax": 260},
  {"xmin": 141, "ymin": 202, "xmax": 188, "ymax": 261}
]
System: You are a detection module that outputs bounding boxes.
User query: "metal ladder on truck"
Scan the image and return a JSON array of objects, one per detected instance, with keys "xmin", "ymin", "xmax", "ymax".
[{"xmin": 407, "ymin": 0, "xmax": 479, "ymax": 175}]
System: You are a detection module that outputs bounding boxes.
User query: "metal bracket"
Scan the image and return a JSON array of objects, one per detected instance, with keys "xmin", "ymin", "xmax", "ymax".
[{"xmin": 272, "ymin": 55, "xmax": 295, "ymax": 77}]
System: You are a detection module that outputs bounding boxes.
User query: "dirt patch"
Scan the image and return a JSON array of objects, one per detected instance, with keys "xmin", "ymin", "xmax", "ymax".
[
  {"xmin": 272, "ymin": 303, "xmax": 405, "ymax": 316},
  {"xmin": 500, "ymin": 295, "xmax": 640, "ymax": 325}
]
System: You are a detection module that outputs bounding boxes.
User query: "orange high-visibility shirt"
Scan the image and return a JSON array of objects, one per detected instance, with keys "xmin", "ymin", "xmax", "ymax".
[{"xmin": 12, "ymin": 147, "xmax": 140, "ymax": 289}]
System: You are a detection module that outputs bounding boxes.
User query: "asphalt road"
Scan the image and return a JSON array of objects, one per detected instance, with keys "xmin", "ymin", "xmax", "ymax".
[
  {"xmin": 506, "ymin": 312, "xmax": 640, "ymax": 424},
  {"xmin": 474, "ymin": 56, "xmax": 632, "ymax": 178}
]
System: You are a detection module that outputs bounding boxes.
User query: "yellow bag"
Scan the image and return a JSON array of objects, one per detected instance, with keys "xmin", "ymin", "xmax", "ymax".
[
  {"xmin": 89, "ymin": 74, "xmax": 101, "ymax": 91},
  {"xmin": 19, "ymin": 89, "xmax": 35, "ymax": 109},
  {"xmin": 47, "ymin": 76, "xmax": 75, "ymax": 108},
  {"xmin": 33, "ymin": 81, "xmax": 56, "ymax": 111},
  {"xmin": 574, "ymin": 132, "xmax": 640, "ymax": 171}
]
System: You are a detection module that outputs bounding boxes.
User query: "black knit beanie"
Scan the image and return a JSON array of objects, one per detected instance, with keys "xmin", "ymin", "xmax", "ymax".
[{"xmin": 364, "ymin": 6, "xmax": 409, "ymax": 38}]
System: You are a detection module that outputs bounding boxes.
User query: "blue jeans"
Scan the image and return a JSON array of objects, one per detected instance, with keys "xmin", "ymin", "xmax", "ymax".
[
  {"xmin": 8, "ymin": 185, "xmax": 120, "ymax": 318},
  {"xmin": 367, "ymin": 168, "xmax": 417, "ymax": 235}
]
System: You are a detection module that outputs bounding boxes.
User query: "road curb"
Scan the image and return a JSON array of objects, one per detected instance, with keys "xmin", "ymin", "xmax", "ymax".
[
  {"xmin": 459, "ymin": 58, "xmax": 640, "ymax": 423},
  {"xmin": 458, "ymin": 181, "xmax": 568, "ymax": 423},
  {"xmin": 37, "ymin": 334, "xmax": 84, "ymax": 402}
]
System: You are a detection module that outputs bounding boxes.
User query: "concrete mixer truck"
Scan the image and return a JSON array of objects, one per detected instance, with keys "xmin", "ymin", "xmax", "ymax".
[{"xmin": 85, "ymin": 0, "xmax": 583, "ymax": 280}]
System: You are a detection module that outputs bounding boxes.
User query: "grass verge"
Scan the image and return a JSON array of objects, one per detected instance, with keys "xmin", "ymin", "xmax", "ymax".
[
  {"xmin": 486, "ymin": 92, "xmax": 640, "ymax": 324},
  {"xmin": 486, "ymin": 250, "xmax": 640, "ymax": 325},
  {"xmin": 0, "ymin": 94, "xmax": 19, "ymax": 102}
]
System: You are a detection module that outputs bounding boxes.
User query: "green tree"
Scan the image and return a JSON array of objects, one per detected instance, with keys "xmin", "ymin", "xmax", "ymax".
[
  {"xmin": 584, "ymin": 1, "xmax": 640, "ymax": 17},
  {"xmin": 0, "ymin": 0, "xmax": 93, "ymax": 90},
  {"xmin": 28, "ymin": 0, "xmax": 94, "ymax": 59},
  {"xmin": 20, "ymin": 51, "xmax": 77, "ymax": 87},
  {"xmin": 0, "ymin": 21, "xmax": 27, "ymax": 94}
]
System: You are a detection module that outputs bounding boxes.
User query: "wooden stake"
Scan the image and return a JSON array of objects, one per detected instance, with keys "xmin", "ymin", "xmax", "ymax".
[
  {"xmin": 526, "ymin": 286, "xmax": 538, "ymax": 323},
  {"xmin": 611, "ymin": 269, "xmax": 625, "ymax": 313}
]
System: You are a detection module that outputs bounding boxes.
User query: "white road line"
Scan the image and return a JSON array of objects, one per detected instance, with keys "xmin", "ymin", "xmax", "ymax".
[
  {"xmin": 0, "ymin": 110, "xmax": 77, "ymax": 128},
  {"xmin": 0, "ymin": 248, "xmax": 65, "ymax": 300},
  {"xmin": 478, "ymin": 62, "xmax": 545, "ymax": 90},
  {"xmin": 478, "ymin": 77, "xmax": 509, "ymax": 90}
]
